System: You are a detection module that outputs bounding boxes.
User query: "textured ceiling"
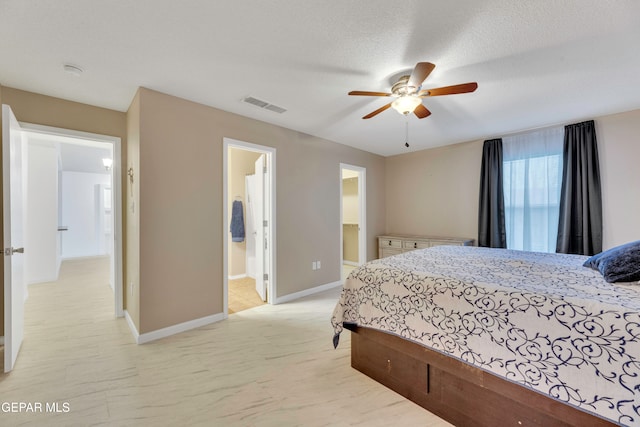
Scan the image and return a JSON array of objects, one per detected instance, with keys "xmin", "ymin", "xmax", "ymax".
[{"xmin": 1, "ymin": 1, "xmax": 639, "ymax": 156}]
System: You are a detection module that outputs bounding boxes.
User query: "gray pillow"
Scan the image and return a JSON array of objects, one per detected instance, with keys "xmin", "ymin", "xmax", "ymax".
[{"xmin": 583, "ymin": 240, "xmax": 640, "ymax": 283}]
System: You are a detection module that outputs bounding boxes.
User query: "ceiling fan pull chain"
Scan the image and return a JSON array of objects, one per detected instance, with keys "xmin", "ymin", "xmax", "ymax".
[{"xmin": 404, "ymin": 117, "xmax": 410, "ymax": 148}]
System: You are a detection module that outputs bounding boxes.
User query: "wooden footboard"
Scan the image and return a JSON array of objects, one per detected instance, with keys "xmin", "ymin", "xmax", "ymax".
[{"xmin": 348, "ymin": 326, "xmax": 617, "ymax": 427}]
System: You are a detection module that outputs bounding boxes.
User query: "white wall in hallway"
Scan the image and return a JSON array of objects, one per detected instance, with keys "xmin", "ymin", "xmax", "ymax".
[{"xmin": 61, "ymin": 171, "xmax": 111, "ymax": 259}]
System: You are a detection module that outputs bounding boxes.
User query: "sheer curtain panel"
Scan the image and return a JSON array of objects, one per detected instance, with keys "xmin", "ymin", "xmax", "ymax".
[{"xmin": 503, "ymin": 127, "xmax": 563, "ymax": 252}]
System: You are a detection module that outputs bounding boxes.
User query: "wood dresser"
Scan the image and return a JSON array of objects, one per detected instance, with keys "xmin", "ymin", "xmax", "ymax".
[{"xmin": 377, "ymin": 234, "xmax": 474, "ymax": 259}]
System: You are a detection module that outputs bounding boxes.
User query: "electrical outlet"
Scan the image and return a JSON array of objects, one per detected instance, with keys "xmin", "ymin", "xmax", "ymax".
[
  {"xmin": 317, "ymin": 261, "xmax": 321, "ymax": 269},
  {"xmin": 312, "ymin": 261, "xmax": 317, "ymax": 270}
]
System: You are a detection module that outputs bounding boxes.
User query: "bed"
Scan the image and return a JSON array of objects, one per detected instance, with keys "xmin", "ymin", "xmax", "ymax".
[{"xmin": 331, "ymin": 245, "xmax": 640, "ymax": 426}]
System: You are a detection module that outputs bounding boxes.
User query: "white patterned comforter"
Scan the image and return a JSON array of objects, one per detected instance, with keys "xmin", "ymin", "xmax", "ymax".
[{"xmin": 331, "ymin": 245, "xmax": 640, "ymax": 426}]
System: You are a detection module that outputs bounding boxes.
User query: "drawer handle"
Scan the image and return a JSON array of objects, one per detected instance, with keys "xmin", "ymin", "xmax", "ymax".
[
  {"xmin": 414, "ymin": 242, "xmax": 417, "ymax": 249},
  {"xmin": 388, "ymin": 240, "xmax": 392, "ymax": 246}
]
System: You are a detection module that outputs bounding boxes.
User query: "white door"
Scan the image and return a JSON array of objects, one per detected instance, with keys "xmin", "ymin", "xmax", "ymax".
[
  {"xmin": 263, "ymin": 155, "xmax": 271, "ymax": 300},
  {"xmin": 2, "ymin": 105, "xmax": 26, "ymax": 373},
  {"xmin": 254, "ymin": 155, "xmax": 267, "ymax": 301},
  {"xmin": 244, "ymin": 176, "xmax": 256, "ymax": 278}
]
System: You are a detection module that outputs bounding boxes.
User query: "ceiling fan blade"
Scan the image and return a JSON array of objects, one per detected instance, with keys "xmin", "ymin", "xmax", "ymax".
[
  {"xmin": 419, "ymin": 82, "xmax": 478, "ymax": 97},
  {"xmin": 414, "ymin": 104, "xmax": 431, "ymax": 119},
  {"xmin": 407, "ymin": 62, "xmax": 436, "ymax": 90},
  {"xmin": 348, "ymin": 91, "xmax": 392, "ymax": 96},
  {"xmin": 363, "ymin": 103, "xmax": 392, "ymax": 119}
]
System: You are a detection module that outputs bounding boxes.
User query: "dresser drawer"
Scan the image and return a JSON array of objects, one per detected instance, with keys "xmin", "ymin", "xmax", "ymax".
[
  {"xmin": 402, "ymin": 240, "xmax": 430, "ymax": 250},
  {"xmin": 429, "ymin": 240, "xmax": 469, "ymax": 247},
  {"xmin": 429, "ymin": 240, "xmax": 456, "ymax": 247},
  {"xmin": 379, "ymin": 237, "xmax": 402, "ymax": 249},
  {"xmin": 376, "ymin": 235, "xmax": 474, "ymax": 259},
  {"xmin": 379, "ymin": 248, "xmax": 403, "ymax": 258}
]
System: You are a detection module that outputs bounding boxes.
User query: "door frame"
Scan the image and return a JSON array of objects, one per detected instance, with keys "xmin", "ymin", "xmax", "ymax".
[
  {"xmin": 222, "ymin": 138, "xmax": 276, "ymax": 316},
  {"xmin": 18, "ymin": 122, "xmax": 124, "ymax": 317},
  {"xmin": 339, "ymin": 164, "xmax": 367, "ymax": 270}
]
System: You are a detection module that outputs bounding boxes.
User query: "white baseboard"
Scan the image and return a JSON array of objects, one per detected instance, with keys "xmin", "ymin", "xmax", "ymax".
[
  {"xmin": 61, "ymin": 254, "xmax": 110, "ymax": 261},
  {"xmin": 342, "ymin": 260, "xmax": 359, "ymax": 267},
  {"xmin": 122, "ymin": 280, "xmax": 341, "ymax": 343},
  {"xmin": 125, "ymin": 310, "xmax": 225, "ymax": 344},
  {"xmin": 27, "ymin": 274, "xmax": 59, "ymax": 286},
  {"xmin": 228, "ymin": 274, "xmax": 247, "ymax": 280},
  {"xmin": 124, "ymin": 310, "xmax": 140, "ymax": 343},
  {"xmin": 274, "ymin": 280, "xmax": 342, "ymax": 305}
]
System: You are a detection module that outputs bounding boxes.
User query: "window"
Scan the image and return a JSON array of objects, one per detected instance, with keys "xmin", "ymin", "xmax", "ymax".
[{"xmin": 503, "ymin": 127, "xmax": 563, "ymax": 253}]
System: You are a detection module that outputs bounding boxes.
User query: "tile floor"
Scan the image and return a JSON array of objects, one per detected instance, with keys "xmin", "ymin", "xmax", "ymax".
[
  {"xmin": 0, "ymin": 257, "xmax": 450, "ymax": 426},
  {"xmin": 228, "ymin": 276, "xmax": 266, "ymax": 314}
]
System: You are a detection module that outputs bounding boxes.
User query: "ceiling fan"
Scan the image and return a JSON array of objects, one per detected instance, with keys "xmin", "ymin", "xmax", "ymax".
[{"xmin": 348, "ymin": 62, "xmax": 478, "ymax": 119}]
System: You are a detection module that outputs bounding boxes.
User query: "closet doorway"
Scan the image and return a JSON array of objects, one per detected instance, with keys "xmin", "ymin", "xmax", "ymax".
[
  {"xmin": 223, "ymin": 138, "xmax": 276, "ymax": 315},
  {"xmin": 340, "ymin": 164, "xmax": 366, "ymax": 282}
]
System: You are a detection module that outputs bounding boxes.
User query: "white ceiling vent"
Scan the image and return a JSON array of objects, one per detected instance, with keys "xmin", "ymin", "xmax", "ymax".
[{"xmin": 242, "ymin": 96, "xmax": 287, "ymax": 114}]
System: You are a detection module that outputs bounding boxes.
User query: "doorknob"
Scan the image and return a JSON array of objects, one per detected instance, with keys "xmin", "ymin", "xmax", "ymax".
[{"xmin": 3, "ymin": 247, "xmax": 24, "ymax": 256}]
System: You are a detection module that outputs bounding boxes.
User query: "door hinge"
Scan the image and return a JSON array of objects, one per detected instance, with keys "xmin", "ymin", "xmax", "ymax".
[
  {"xmin": 263, "ymin": 220, "xmax": 268, "ymax": 227},
  {"xmin": 264, "ymin": 239, "xmax": 268, "ymax": 250},
  {"xmin": 263, "ymin": 273, "xmax": 268, "ymax": 281},
  {"xmin": 263, "ymin": 166, "xmax": 267, "ymax": 174}
]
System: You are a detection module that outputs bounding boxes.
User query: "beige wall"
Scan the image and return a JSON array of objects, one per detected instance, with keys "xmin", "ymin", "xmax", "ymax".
[
  {"xmin": 1, "ymin": 85, "xmax": 127, "ymax": 338},
  {"xmin": 385, "ymin": 139, "xmax": 481, "ymax": 240},
  {"xmin": 385, "ymin": 108, "xmax": 640, "ymax": 250},
  {"xmin": 0, "ymin": 83, "xmax": 3, "ymax": 336},
  {"xmin": 5, "ymin": 81, "xmax": 637, "ymax": 340},
  {"xmin": 342, "ymin": 177, "xmax": 359, "ymax": 263},
  {"xmin": 1, "ymin": 87, "xmax": 127, "ymax": 139},
  {"xmin": 129, "ymin": 88, "xmax": 386, "ymax": 334},
  {"xmin": 125, "ymin": 90, "xmax": 141, "ymax": 329},
  {"xmin": 342, "ymin": 177, "xmax": 359, "ymax": 224},
  {"xmin": 343, "ymin": 225, "xmax": 359, "ymax": 263},
  {"xmin": 228, "ymin": 147, "xmax": 261, "ymax": 277},
  {"xmin": 596, "ymin": 109, "xmax": 640, "ymax": 248}
]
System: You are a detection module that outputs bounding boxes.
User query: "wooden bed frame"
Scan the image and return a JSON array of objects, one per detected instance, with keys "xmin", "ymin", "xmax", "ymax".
[{"xmin": 347, "ymin": 325, "xmax": 618, "ymax": 427}]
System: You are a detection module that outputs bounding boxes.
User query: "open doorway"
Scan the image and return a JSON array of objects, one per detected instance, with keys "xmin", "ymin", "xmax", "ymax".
[
  {"xmin": 340, "ymin": 164, "xmax": 366, "ymax": 282},
  {"xmin": 223, "ymin": 138, "xmax": 276, "ymax": 316},
  {"xmin": 20, "ymin": 123, "xmax": 123, "ymax": 317},
  {"xmin": 2, "ymin": 115, "xmax": 122, "ymax": 373}
]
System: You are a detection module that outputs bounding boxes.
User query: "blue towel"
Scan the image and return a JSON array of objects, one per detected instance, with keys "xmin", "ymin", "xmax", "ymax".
[{"xmin": 230, "ymin": 200, "xmax": 245, "ymax": 242}]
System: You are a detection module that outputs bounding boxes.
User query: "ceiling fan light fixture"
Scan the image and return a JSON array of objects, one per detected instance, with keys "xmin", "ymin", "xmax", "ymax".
[
  {"xmin": 348, "ymin": 61, "xmax": 476, "ymax": 120},
  {"xmin": 391, "ymin": 95, "xmax": 422, "ymax": 115}
]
